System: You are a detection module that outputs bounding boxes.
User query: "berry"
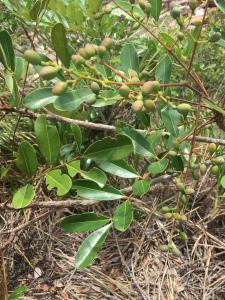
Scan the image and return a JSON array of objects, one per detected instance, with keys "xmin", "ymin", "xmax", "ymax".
[
  {"xmin": 84, "ymin": 43, "xmax": 96, "ymax": 58},
  {"xmin": 200, "ymin": 164, "xmax": 207, "ymax": 175},
  {"xmin": 72, "ymin": 54, "xmax": 85, "ymax": 66},
  {"xmin": 39, "ymin": 66, "xmax": 60, "ymax": 80},
  {"xmin": 119, "ymin": 85, "xmax": 130, "ymax": 98},
  {"xmin": 85, "ymin": 94, "xmax": 96, "ymax": 105},
  {"xmin": 142, "ymin": 81, "xmax": 160, "ymax": 96},
  {"xmin": 209, "ymin": 143, "xmax": 217, "ymax": 154},
  {"xmin": 144, "ymin": 99, "xmax": 156, "ymax": 112},
  {"xmin": 130, "ymin": 69, "xmax": 138, "ymax": 78},
  {"xmin": 101, "ymin": 37, "xmax": 113, "ymax": 49},
  {"xmin": 177, "ymin": 32, "xmax": 184, "ymax": 41},
  {"xmin": 52, "ymin": 81, "xmax": 68, "ymax": 95},
  {"xmin": 132, "ymin": 100, "xmax": 144, "ymax": 112},
  {"xmin": 163, "ymin": 212, "xmax": 173, "ymax": 219},
  {"xmin": 90, "ymin": 82, "xmax": 100, "ymax": 94},
  {"xmin": 78, "ymin": 47, "xmax": 89, "ymax": 59},
  {"xmin": 214, "ymin": 156, "xmax": 225, "ymax": 166},
  {"xmin": 211, "ymin": 165, "xmax": 219, "ymax": 175},
  {"xmin": 177, "ymin": 103, "xmax": 192, "ymax": 115},
  {"xmin": 97, "ymin": 45, "xmax": 107, "ymax": 58},
  {"xmin": 24, "ymin": 49, "xmax": 42, "ymax": 65}
]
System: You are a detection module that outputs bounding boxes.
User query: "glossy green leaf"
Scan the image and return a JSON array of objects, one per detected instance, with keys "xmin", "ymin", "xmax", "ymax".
[
  {"xmin": 150, "ymin": 0, "xmax": 162, "ymax": 21},
  {"xmin": 132, "ymin": 179, "xmax": 150, "ymax": 196},
  {"xmin": 67, "ymin": 160, "xmax": 107, "ymax": 188},
  {"xmin": 98, "ymin": 160, "xmax": 139, "ymax": 178},
  {"xmin": 60, "ymin": 212, "xmax": 110, "ymax": 233},
  {"xmin": 120, "ymin": 43, "xmax": 139, "ymax": 74},
  {"xmin": 75, "ymin": 223, "xmax": 112, "ymax": 270},
  {"xmin": 84, "ymin": 135, "xmax": 133, "ymax": 161},
  {"xmin": 148, "ymin": 159, "xmax": 169, "ymax": 175},
  {"xmin": 16, "ymin": 141, "xmax": 38, "ymax": 178},
  {"xmin": 15, "ymin": 56, "xmax": 26, "ymax": 81},
  {"xmin": 45, "ymin": 169, "xmax": 72, "ymax": 196},
  {"xmin": 120, "ymin": 127, "xmax": 156, "ymax": 158},
  {"xmin": 24, "ymin": 88, "xmax": 57, "ymax": 110},
  {"xmin": 0, "ymin": 30, "xmax": 15, "ymax": 71},
  {"xmin": 73, "ymin": 180, "xmax": 124, "ymax": 201},
  {"xmin": 161, "ymin": 108, "xmax": 180, "ymax": 137},
  {"xmin": 215, "ymin": 0, "xmax": 225, "ymax": 14},
  {"xmin": 12, "ymin": 184, "xmax": 35, "ymax": 209},
  {"xmin": 34, "ymin": 115, "xmax": 60, "ymax": 166},
  {"xmin": 51, "ymin": 23, "xmax": 71, "ymax": 67},
  {"xmin": 221, "ymin": 176, "xmax": 225, "ymax": 188},
  {"xmin": 114, "ymin": 200, "xmax": 133, "ymax": 232},
  {"xmin": 156, "ymin": 55, "xmax": 172, "ymax": 83},
  {"xmin": 54, "ymin": 88, "xmax": 95, "ymax": 111}
]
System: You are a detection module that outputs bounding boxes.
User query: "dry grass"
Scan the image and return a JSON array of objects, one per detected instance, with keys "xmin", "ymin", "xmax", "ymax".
[{"xmin": 1, "ymin": 169, "xmax": 225, "ymax": 300}]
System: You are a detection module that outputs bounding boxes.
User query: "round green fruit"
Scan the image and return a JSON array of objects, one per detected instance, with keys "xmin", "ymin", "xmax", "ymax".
[
  {"xmin": 163, "ymin": 212, "xmax": 173, "ymax": 219},
  {"xmin": 209, "ymin": 143, "xmax": 217, "ymax": 154},
  {"xmin": 211, "ymin": 165, "xmax": 219, "ymax": 175},
  {"xmin": 139, "ymin": 0, "xmax": 146, "ymax": 10},
  {"xmin": 190, "ymin": 15, "xmax": 203, "ymax": 26},
  {"xmin": 78, "ymin": 47, "xmax": 89, "ymax": 59},
  {"xmin": 39, "ymin": 66, "xmax": 60, "ymax": 80},
  {"xmin": 214, "ymin": 156, "xmax": 224, "ymax": 166},
  {"xmin": 52, "ymin": 81, "xmax": 68, "ymax": 95},
  {"xmin": 85, "ymin": 94, "xmax": 96, "ymax": 105},
  {"xmin": 24, "ymin": 49, "xmax": 42, "ymax": 65},
  {"xmin": 91, "ymin": 82, "xmax": 100, "ymax": 94},
  {"xmin": 200, "ymin": 164, "xmax": 207, "ymax": 175},
  {"xmin": 84, "ymin": 43, "xmax": 96, "ymax": 58},
  {"xmin": 144, "ymin": 99, "xmax": 156, "ymax": 112},
  {"xmin": 170, "ymin": 6, "xmax": 181, "ymax": 19},
  {"xmin": 97, "ymin": 45, "xmax": 107, "ymax": 58},
  {"xmin": 101, "ymin": 37, "xmax": 113, "ymax": 49},
  {"xmin": 177, "ymin": 103, "xmax": 192, "ymax": 115},
  {"xmin": 142, "ymin": 80, "xmax": 160, "ymax": 96},
  {"xmin": 132, "ymin": 100, "xmax": 144, "ymax": 112},
  {"xmin": 177, "ymin": 32, "xmax": 184, "ymax": 41},
  {"xmin": 72, "ymin": 54, "xmax": 85, "ymax": 66},
  {"xmin": 119, "ymin": 84, "xmax": 130, "ymax": 98}
]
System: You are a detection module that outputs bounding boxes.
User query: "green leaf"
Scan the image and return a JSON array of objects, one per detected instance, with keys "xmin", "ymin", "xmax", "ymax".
[
  {"xmin": 15, "ymin": 56, "xmax": 26, "ymax": 81},
  {"xmin": 73, "ymin": 180, "xmax": 124, "ymax": 201},
  {"xmin": 16, "ymin": 141, "xmax": 38, "ymax": 178},
  {"xmin": 51, "ymin": 23, "xmax": 71, "ymax": 68},
  {"xmin": 4, "ymin": 71, "xmax": 21, "ymax": 107},
  {"xmin": 203, "ymin": 98, "xmax": 225, "ymax": 117},
  {"xmin": 120, "ymin": 43, "xmax": 139, "ymax": 74},
  {"xmin": 84, "ymin": 135, "xmax": 133, "ymax": 162},
  {"xmin": 221, "ymin": 176, "xmax": 225, "ymax": 188},
  {"xmin": 156, "ymin": 55, "xmax": 172, "ymax": 83},
  {"xmin": 24, "ymin": 88, "xmax": 57, "ymax": 110},
  {"xmin": 159, "ymin": 33, "xmax": 175, "ymax": 49},
  {"xmin": 98, "ymin": 160, "xmax": 139, "ymax": 178},
  {"xmin": 132, "ymin": 179, "xmax": 150, "ymax": 196},
  {"xmin": 45, "ymin": 169, "xmax": 72, "ymax": 196},
  {"xmin": 54, "ymin": 88, "xmax": 95, "ymax": 111},
  {"xmin": 119, "ymin": 127, "xmax": 156, "ymax": 158},
  {"xmin": 34, "ymin": 115, "xmax": 60, "ymax": 166},
  {"xmin": 215, "ymin": 0, "xmax": 225, "ymax": 14},
  {"xmin": 71, "ymin": 124, "xmax": 82, "ymax": 152},
  {"xmin": 0, "ymin": 30, "xmax": 15, "ymax": 71},
  {"xmin": 148, "ymin": 159, "xmax": 169, "ymax": 175},
  {"xmin": 30, "ymin": 0, "xmax": 49, "ymax": 21},
  {"xmin": 60, "ymin": 212, "xmax": 111, "ymax": 233},
  {"xmin": 67, "ymin": 160, "xmax": 107, "ymax": 188},
  {"xmin": 8, "ymin": 285, "xmax": 28, "ymax": 300},
  {"xmin": 114, "ymin": 200, "xmax": 133, "ymax": 232},
  {"xmin": 161, "ymin": 108, "xmax": 180, "ymax": 137},
  {"xmin": 12, "ymin": 184, "xmax": 35, "ymax": 209},
  {"xmin": 150, "ymin": 0, "xmax": 162, "ymax": 21},
  {"xmin": 75, "ymin": 223, "xmax": 112, "ymax": 270}
]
